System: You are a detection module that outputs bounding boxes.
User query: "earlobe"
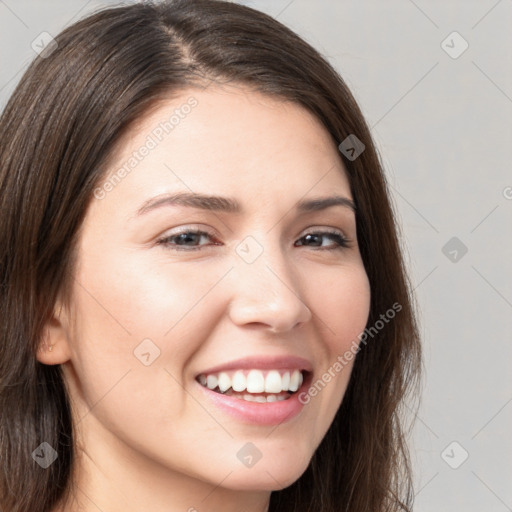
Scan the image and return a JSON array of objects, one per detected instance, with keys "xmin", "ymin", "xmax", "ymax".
[{"xmin": 36, "ymin": 305, "xmax": 72, "ymax": 365}]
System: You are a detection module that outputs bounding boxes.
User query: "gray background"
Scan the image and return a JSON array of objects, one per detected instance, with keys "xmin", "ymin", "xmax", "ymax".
[{"xmin": 1, "ymin": 0, "xmax": 511, "ymax": 510}]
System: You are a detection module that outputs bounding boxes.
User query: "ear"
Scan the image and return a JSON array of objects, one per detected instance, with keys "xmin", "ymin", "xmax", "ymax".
[{"xmin": 36, "ymin": 301, "xmax": 72, "ymax": 365}]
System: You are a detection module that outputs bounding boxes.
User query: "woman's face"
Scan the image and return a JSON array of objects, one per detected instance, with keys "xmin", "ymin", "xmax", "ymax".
[{"xmin": 51, "ymin": 84, "xmax": 370, "ymax": 500}]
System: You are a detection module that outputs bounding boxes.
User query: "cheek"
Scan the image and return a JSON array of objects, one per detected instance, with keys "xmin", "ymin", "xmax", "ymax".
[
  {"xmin": 66, "ymin": 251, "xmax": 229, "ymax": 409},
  {"xmin": 71, "ymin": 247, "xmax": 228, "ymax": 351},
  {"xmin": 64, "ymin": 258, "xmax": 221, "ymax": 449},
  {"xmin": 313, "ymin": 264, "xmax": 371, "ymax": 352},
  {"xmin": 300, "ymin": 264, "xmax": 370, "ymax": 436}
]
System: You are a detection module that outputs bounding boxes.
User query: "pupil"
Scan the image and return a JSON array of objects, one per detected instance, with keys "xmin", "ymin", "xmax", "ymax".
[
  {"xmin": 305, "ymin": 234, "xmax": 320, "ymax": 246},
  {"xmin": 180, "ymin": 233, "xmax": 197, "ymax": 245}
]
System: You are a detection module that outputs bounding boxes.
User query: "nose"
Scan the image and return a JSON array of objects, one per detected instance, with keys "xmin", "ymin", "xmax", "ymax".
[{"xmin": 227, "ymin": 238, "xmax": 312, "ymax": 333}]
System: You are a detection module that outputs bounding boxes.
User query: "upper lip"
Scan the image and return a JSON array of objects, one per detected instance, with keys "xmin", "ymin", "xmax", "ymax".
[{"xmin": 196, "ymin": 355, "xmax": 313, "ymax": 376}]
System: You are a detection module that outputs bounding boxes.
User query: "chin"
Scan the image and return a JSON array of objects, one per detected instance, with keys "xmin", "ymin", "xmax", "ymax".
[{"xmin": 221, "ymin": 455, "xmax": 311, "ymax": 491}]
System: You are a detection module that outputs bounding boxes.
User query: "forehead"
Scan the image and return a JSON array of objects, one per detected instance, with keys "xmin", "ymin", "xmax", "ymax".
[{"xmin": 97, "ymin": 84, "xmax": 351, "ymax": 213}]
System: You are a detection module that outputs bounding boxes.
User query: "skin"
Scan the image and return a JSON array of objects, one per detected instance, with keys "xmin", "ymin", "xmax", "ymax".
[{"xmin": 38, "ymin": 83, "xmax": 371, "ymax": 512}]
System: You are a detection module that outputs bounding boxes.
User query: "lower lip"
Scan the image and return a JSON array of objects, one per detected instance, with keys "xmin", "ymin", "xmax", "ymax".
[{"xmin": 197, "ymin": 375, "xmax": 311, "ymax": 426}]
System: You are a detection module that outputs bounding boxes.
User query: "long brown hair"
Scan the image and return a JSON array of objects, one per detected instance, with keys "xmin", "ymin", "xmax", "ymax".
[{"xmin": 0, "ymin": 1, "xmax": 421, "ymax": 511}]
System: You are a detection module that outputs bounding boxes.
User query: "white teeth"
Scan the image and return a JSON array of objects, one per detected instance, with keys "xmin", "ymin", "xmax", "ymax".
[
  {"xmin": 246, "ymin": 370, "xmax": 265, "ymax": 393},
  {"xmin": 217, "ymin": 372, "xmax": 231, "ymax": 393},
  {"xmin": 198, "ymin": 368, "xmax": 306, "ymax": 394},
  {"xmin": 264, "ymin": 370, "xmax": 283, "ymax": 393},
  {"xmin": 231, "ymin": 371, "xmax": 246, "ymax": 392},
  {"xmin": 281, "ymin": 371, "xmax": 290, "ymax": 390},
  {"xmin": 241, "ymin": 393, "xmax": 286, "ymax": 403},
  {"xmin": 289, "ymin": 370, "xmax": 303, "ymax": 392},
  {"xmin": 206, "ymin": 374, "xmax": 218, "ymax": 390}
]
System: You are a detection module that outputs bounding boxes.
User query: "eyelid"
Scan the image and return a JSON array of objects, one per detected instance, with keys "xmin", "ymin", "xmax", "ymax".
[
  {"xmin": 158, "ymin": 223, "xmax": 348, "ymax": 238},
  {"xmin": 302, "ymin": 226, "xmax": 348, "ymax": 237}
]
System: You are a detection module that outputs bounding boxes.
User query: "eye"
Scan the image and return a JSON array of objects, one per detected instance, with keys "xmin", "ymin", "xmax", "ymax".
[
  {"xmin": 157, "ymin": 229, "xmax": 218, "ymax": 251},
  {"xmin": 156, "ymin": 228, "xmax": 351, "ymax": 252},
  {"xmin": 295, "ymin": 230, "xmax": 350, "ymax": 250}
]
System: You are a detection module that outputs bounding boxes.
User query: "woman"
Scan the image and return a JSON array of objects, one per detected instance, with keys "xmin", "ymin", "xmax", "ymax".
[{"xmin": 0, "ymin": 1, "xmax": 421, "ymax": 511}]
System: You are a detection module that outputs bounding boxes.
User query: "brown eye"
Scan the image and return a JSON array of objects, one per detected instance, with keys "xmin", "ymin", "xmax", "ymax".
[{"xmin": 295, "ymin": 231, "xmax": 350, "ymax": 250}]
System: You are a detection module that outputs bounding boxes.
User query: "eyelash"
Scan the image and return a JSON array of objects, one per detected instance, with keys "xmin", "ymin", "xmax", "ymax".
[{"xmin": 156, "ymin": 228, "xmax": 351, "ymax": 252}]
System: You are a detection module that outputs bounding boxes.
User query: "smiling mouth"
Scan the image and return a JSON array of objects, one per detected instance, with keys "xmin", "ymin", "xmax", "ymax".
[{"xmin": 196, "ymin": 369, "xmax": 307, "ymax": 403}]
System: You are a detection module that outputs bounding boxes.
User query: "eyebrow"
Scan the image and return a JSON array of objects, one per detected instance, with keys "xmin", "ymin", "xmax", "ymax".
[{"xmin": 134, "ymin": 191, "xmax": 356, "ymax": 217}]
